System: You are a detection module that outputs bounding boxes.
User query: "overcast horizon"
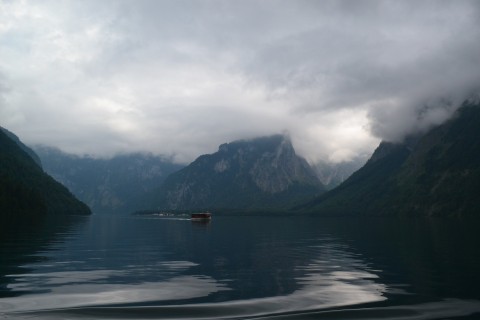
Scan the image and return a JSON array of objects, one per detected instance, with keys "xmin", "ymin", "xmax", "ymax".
[{"xmin": 1, "ymin": 0, "xmax": 480, "ymax": 164}]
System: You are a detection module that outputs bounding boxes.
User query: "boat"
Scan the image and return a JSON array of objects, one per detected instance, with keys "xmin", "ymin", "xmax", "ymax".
[{"xmin": 191, "ymin": 212, "xmax": 212, "ymax": 221}]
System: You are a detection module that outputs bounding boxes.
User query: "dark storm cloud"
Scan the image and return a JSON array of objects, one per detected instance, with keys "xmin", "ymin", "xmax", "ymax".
[
  {"xmin": 250, "ymin": 1, "xmax": 480, "ymax": 141},
  {"xmin": 0, "ymin": 0, "xmax": 479, "ymax": 163}
]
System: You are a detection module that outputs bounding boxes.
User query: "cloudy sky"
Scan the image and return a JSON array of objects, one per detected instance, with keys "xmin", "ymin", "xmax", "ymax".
[{"xmin": 1, "ymin": 0, "xmax": 480, "ymax": 164}]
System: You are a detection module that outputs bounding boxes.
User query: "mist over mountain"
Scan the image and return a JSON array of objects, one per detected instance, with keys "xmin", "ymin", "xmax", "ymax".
[
  {"xmin": 34, "ymin": 147, "xmax": 184, "ymax": 214},
  {"xmin": 311, "ymin": 157, "xmax": 367, "ymax": 190},
  {"xmin": 153, "ymin": 135, "xmax": 324, "ymax": 211},
  {"xmin": 0, "ymin": 128, "xmax": 90, "ymax": 217},
  {"xmin": 299, "ymin": 95, "xmax": 480, "ymax": 217}
]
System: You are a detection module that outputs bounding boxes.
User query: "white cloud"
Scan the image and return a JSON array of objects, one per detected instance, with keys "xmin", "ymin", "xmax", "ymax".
[{"xmin": 1, "ymin": 0, "xmax": 479, "ymax": 164}]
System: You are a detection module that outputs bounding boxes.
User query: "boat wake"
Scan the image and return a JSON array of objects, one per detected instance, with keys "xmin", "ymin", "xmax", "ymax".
[{"xmin": 3, "ymin": 299, "xmax": 480, "ymax": 320}]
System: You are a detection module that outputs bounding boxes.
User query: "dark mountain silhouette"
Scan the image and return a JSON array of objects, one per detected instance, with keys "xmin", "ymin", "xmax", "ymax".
[
  {"xmin": 0, "ymin": 128, "xmax": 90, "ymax": 218},
  {"xmin": 299, "ymin": 96, "xmax": 480, "ymax": 217}
]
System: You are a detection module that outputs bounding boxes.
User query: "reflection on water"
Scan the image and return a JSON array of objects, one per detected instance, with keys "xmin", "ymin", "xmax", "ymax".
[
  {"xmin": 1, "ymin": 274, "xmax": 228, "ymax": 313},
  {"xmin": 1, "ymin": 214, "xmax": 480, "ymax": 319},
  {"xmin": 0, "ymin": 244, "xmax": 384, "ymax": 317}
]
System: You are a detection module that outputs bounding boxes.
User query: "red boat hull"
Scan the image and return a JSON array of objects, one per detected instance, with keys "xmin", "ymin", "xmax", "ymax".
[{"xmin": 191, "ymin": 213, "xmax": 212, "ymax": 220}]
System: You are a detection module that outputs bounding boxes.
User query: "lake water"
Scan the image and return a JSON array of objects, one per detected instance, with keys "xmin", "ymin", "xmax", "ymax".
[{"xmin": 1, "ymin": 213, "xmax": 480, "ymax": 319}]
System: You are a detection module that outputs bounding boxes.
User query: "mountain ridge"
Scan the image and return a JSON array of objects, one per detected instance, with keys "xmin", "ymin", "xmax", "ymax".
[
  {"xmin": 154, "ymin": 134, "xmax": 325, "ymax": 211},
  {"xmin": 34, "ymin": 146, "xmax": 184, "ymax": 214},
  {"xmin": 299, "ymin": 97, "xmax": 480, "ymax": 217},
  {"xmin": 0, "ymin": 127, "xmax": 43, "ymax": 167},
  {"xmin": 0, "ymin": 128, "xmax": 91, "ymax": 217}
]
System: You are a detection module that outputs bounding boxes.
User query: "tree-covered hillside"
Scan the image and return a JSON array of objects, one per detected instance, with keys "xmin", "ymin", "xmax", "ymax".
[
  {"xmin": 300, "ymin": 97, "xmax": 480, "ymax": 217},
  {"xmin": 0, "ymin": 129, "xmax": 90, "ymax": 218}
]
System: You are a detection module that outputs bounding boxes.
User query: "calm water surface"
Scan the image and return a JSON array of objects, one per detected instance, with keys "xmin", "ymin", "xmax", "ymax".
[{"xmin": 1, "ymin": 214, "xmax": 480, "ymax": 319}]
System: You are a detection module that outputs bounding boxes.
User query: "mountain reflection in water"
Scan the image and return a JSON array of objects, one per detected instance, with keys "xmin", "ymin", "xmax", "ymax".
[{"xmin": 1, "ymin": 214, "xmax": 480, "ymax": 319}]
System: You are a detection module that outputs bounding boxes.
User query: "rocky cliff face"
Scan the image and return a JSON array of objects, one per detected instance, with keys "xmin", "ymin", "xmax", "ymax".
[
  {"xmin": 300, "ymin": 96, "xmax": 480, "ymax": 217},
  {"xmin": 155, "ymin": 135, "xmax": 325, "ymax": 210}
]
